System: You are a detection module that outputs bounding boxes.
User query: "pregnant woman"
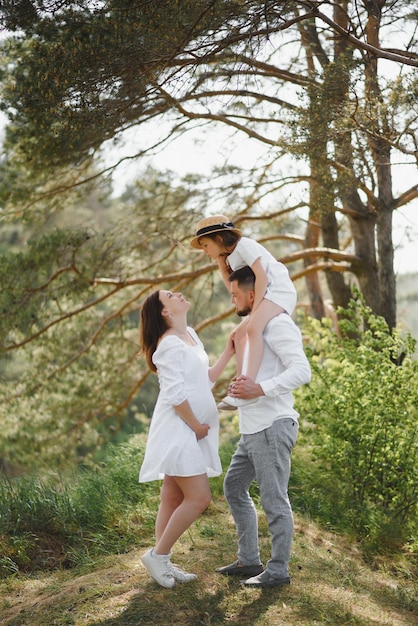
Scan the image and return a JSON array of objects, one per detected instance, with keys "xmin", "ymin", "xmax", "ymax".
[{"xmin": 139, "ymin": 289, "xmax": 234, "ymax": 588}]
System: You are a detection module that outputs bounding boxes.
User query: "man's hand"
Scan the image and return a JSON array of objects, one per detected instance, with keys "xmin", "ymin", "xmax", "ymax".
[{"xmin": 228, "ymin": 375, "xmax": 264, "ymax": 400}]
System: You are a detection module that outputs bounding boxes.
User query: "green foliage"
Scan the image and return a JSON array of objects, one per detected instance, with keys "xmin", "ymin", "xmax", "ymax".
[
  {"xmin": 0, "ymin": 440, "xmax": 159, "ymax": 576},
  {"xmin": 294, "ymin": 296, "xmax": 418, "ymax": 552},
  {"xmin": 1, "ymin": 0, "xmax": 417, "ymax": 344},
  {"xmin": 0, "ymin": 171, "xmax": 211, "ymax": 471},
  {"xmin": 0, "ymin": 0, "xmax": 256, "ymax": 177},
  {"xmin": 0, "ymin": 435, "xmax": 236, "ymax": 578},
  {"xmin": 0, "ymin": 228, "xmax": 94, "ymax": 340}
]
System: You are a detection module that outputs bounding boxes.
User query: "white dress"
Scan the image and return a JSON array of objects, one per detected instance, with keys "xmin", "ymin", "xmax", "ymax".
[
  {"xmin": 139, "ymin": 327, "xmax": 222, "ymax": 482},
  {"xmin": 227, "ymin": 236, "xmax": 297, "ymax": 315}
]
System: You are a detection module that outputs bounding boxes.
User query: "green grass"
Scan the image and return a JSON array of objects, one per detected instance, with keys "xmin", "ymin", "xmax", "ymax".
[
  {"xmin": 0, "ymin": 436, "xmax": 416, "ymax": 625},
  {"xmin": 0, "ymin": 499, "xmax": 416, "ymax": 626}
]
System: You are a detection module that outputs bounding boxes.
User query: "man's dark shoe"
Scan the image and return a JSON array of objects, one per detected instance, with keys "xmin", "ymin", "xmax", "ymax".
[
  {"xmin": 243, "ymin": 570, "xmax": 291, "ymax": 587},
  {"xmin": 216, "ymin": 560, "xmax": 264, "ymax": 577}
]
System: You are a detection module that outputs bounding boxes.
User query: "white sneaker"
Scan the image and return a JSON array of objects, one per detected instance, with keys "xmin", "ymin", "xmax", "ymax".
[
  {"xmin": 217, "ymin": 396, "xmax": 257, "ymax": 411},
  {"xmin": 141, "ymin": 548, "xmax": 175, "ymax": 588},
  {"xmin": 170, "ymin": 563, "xmax": 197, "ymax": 583}
]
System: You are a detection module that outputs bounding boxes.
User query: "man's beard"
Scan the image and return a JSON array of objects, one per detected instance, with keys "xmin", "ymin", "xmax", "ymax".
[{"xmin": 237, "ymin": 307, "xmax": 251, "ymax": 317}]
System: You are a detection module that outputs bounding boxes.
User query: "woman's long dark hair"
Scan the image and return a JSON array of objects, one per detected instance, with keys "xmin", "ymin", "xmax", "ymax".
[{"xmin": 140, "ymin": 290, "xmax": 170, "ymax": 372}]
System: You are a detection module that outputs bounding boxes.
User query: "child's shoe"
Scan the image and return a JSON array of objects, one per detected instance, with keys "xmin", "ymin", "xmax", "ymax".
[{"xmin": 217, "ymin": 396, "xmax": 257, "ymax": 411}]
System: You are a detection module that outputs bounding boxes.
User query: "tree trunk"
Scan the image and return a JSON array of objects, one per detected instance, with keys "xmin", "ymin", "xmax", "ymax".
[
  {"xmin": 304, "ymin": 213, "xmax": 326, "ymax": 319},
  {"xmin": 321, "ymin": 211, "xmax": 352, "ymax": 308},
  {"xmin": 364, "ymin": 0, "xmax": 397, "ymax": 328},
  {"xmin": 347, "ymin": 204, "xmax": 381, "ymax": 312}
]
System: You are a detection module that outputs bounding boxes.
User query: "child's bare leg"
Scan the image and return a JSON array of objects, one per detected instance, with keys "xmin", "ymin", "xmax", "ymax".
[
  {"xmin": 243, "ymin": 299, "xmax": 285, "ymax": 380},
  {"xmin": 217, "ymin": 300, "xmax": 285, "ymax": 410},
  {"xmin": 233, "ymin": 318, "xmax": 249, "ymax": 376}
]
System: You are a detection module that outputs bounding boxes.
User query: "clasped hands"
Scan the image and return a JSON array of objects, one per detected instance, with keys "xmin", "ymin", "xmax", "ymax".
[{"xmin": 227, "ymin": 375, "xmax": 264, "ymax": 399}]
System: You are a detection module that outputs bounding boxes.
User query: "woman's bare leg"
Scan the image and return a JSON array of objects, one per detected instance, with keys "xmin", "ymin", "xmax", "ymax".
[
  {"xmin": 155, "ymin": 476, "xmax": 184, "ymax": 543},
  {"xmin": 154, "ymin": 474, "xmax": 211, "ymax": 556}
]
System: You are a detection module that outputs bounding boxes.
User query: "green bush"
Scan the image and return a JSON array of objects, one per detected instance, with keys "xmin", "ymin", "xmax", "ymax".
[
  {"xmin": 294, "ymin": 296, "xmax": 418, "ymax": 554},
  {"xmin": 0, "ymin": 441, "xmax": 159, "ymax": 576},
  {"xmin": 0, "ymin": 437, "xmax": 235, "ymax": 577}
]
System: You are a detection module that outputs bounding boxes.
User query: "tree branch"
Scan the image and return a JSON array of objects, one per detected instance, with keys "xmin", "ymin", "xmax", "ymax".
[{"xmin": 313, "ymin": 9, "xmax": 418, "ymax": 67}]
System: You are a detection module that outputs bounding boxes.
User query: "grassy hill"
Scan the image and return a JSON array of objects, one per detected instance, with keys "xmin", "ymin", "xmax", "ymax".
[{"xmin": 1, "ymin": 497, "xmax": 416, "ymax": 626}]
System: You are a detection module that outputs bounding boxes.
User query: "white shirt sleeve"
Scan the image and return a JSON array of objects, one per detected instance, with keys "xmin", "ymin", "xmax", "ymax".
[
  {"xmin": 228, "ymin": 237, "xmax": 263, "ymax": 270},
  {"xmin": 259, "ymin": 316, "xmax": 311, "ymax": 396},
  {"xmin": 152, "ymin": 336, "xmax": 188, "ymax": 406}
]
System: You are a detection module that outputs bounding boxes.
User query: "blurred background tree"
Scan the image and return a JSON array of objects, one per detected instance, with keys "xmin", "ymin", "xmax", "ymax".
[{"xmin": 0, "ymin": 1, "xmax": 417, "ymax": 471}]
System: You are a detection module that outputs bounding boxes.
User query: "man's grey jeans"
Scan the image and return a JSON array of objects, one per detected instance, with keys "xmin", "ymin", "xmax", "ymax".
[{"xmin": 223, "ymin": 418, "xmax": 298, "ymax": 579}]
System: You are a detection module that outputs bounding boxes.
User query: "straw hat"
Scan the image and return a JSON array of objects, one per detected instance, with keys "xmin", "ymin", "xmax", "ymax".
[{"xmin": 190, "ymin": 215, "xmax": 242, "ymax": 249}]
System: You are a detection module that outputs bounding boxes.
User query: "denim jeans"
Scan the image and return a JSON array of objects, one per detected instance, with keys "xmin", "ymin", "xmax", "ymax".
[{"xmin": 223, "ymin": 418, "xmax": 298, "ymax": 578}]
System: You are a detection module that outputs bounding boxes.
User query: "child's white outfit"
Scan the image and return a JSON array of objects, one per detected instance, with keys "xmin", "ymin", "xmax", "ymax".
[{"xmin": 227, "ymin": 237, "xmax": 296, "ymax": 315}]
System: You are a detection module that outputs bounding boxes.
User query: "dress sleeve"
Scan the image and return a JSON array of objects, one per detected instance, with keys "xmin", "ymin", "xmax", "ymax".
[
  {"xmin": 152, "ymin": 336, "xmax": 188, "ymax": 406},
  {"xmin": 229, "ymin": 237, "xmax": 262, "ymax": 270}
]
